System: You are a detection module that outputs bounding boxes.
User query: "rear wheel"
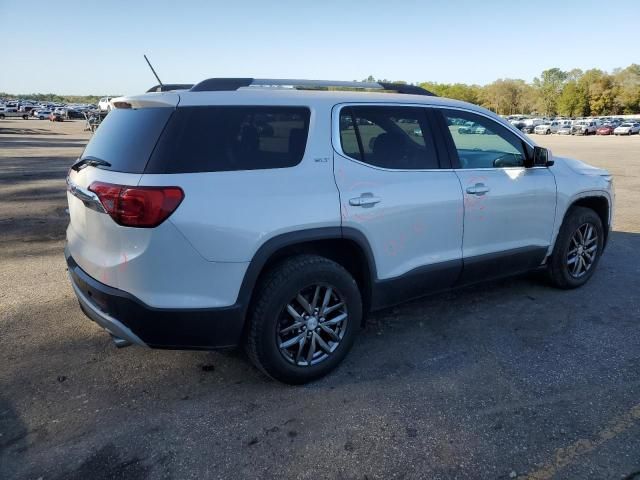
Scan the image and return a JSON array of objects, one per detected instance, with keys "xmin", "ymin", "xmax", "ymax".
[
  {"xmin": 246, "ymin": 255, "xmax": 362, "ymax": 384},
  {"xmin": 547, "ymin": 207, "xmax": 604, "ymax": 289}
]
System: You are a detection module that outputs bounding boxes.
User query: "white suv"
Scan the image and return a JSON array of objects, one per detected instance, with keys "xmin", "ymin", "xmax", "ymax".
[
  {"xmin": 98, "ymin": 97, "xmax": 114, "ymax": 112},
  {"xmin": 65, "ymin": 78, "xmax": 614, "ymax": 383},
  {"xmin": 572, "ymin": 120, "xmax": 598, "ymax": 135},
  {"xmin": 534, "ymin": 120, "xmax": 562, "ymax": 135}
]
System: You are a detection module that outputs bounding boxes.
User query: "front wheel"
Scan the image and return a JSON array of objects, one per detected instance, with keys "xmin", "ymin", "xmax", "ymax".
[
  {"xmin": 245, "ymin": 255, "xmax": 362, "ymax": 384},
  {"xmin": 547, "ymin": 207, "xmax": 604, "ymax": 289}
]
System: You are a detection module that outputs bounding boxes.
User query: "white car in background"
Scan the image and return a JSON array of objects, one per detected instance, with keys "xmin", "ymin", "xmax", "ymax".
[
  {"xmin": 557, "ymin": 124, "xmax": 573, "ymax": 135},
  {"xmin": 98, "ymin": 97, "xmax": 114, "ymax": 112},
  {"xmin": 572, "ymin": 120, "xmax": 597, "ymax": 135},
  {"xmin": 35, "ymin": 110, "xmax": 52, "ymax": 120},
  {"xmin": 534, "ymin": 121, "xmax": 562, "ymax": 135},
  {"xmin": 613, "ymin": 123, "xmax": 640, "ymax": 135}
]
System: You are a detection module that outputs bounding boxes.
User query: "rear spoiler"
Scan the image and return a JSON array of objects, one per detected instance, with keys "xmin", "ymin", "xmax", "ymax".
[{"xmin": 111, "ymin": 93, "xmax": 180, "ymax": 109}]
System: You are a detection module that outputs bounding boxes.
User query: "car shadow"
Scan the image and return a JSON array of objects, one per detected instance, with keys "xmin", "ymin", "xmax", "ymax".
[
  {"xmin": 0, "ymin": 126, "xmax": 66, "ymax": 136},
  {"xmin": 2, "ymin": 231, "xmax": 638, "ymax": 479}
]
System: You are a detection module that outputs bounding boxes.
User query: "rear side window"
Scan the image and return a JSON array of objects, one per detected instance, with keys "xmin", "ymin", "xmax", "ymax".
[
  {"xmin": 339, "ymin": 106, "xmax": 438, "ymax": 170},
  {"xmin": 146, "ymin": 106, "xmax": 310, "ymax": 173},
  {"xmin": 81, "ymin": 108, "xmax": 173, "ymax": 173}
]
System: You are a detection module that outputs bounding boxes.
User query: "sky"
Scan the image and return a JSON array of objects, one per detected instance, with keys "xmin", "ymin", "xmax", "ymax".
[{"xmin": 0, "ymin": 0, "xmax": 638, "ymax": 96}]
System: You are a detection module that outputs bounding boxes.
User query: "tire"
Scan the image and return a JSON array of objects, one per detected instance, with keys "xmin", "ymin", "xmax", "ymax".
[
  {"xmin": 547, "ymin": 206, "xmax": 604, "ymax": 289},
  {"xmin": 246, "ymin": 254, "xmax": 362, "ymax": 384},
  {"xmin": 546, "ymin": 129, "xmax": 550, "ymax": 135},
  {"xmin": 0, "ymin": 114, "xmax": 4, "ymax": 120}
]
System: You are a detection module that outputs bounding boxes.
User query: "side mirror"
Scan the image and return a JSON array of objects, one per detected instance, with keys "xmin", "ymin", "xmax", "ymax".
[{"xmin": 532, "ymin": 146, "xmax": 554, "ymax": 167}]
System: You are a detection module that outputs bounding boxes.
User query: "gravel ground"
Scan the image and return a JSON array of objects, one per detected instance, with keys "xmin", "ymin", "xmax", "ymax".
[{"xmin": 1, "ymin": 119, "xmax": 639, "ymax": 480}]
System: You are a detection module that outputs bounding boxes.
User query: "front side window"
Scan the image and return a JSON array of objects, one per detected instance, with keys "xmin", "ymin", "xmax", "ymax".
[
  {"xmin": 146, "ymin": 106, "xmax": 310, "ymax": 173},
  {"xmin": 440, "ymin": 109, "xmax": 530, "ymax": 169},
  {"xmin": 339, "ymin": 106, "xmax": 438, "ymax": 169}
]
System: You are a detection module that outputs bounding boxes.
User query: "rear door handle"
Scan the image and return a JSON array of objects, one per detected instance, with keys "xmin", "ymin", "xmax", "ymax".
[
  {"xmin": 349, "ymin": 193, "xmax": 381, "ymax": 207},
  {"xmin": 465, "ymin": 183, "xmax": 490, "ymax": 196}
]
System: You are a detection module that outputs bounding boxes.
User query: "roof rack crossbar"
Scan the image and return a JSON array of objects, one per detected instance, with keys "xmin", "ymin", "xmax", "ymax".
[{"xmin": 189, "ymin": 78, "xmax": 436, "ymax": 96}]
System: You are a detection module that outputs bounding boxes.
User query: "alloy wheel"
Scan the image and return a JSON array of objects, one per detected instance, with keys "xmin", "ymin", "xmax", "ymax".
[
  {"xmin": 566, "ymin": 222, "xmax": 598, "ymax": 278},
  {"xmin": 277, "ymin": 284, "xmax": 348, "ymax": 367}
]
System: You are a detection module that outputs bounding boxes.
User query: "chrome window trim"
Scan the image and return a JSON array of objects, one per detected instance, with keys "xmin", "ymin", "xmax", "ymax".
[{"xmin": 331, "ymin": 102, "xmax": 537, "ymax": 172}]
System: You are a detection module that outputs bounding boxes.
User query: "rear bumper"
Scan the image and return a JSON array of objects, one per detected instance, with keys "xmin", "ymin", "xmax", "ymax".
[{"xmin": 66, "ymin": 252, "xmax": 245, "ymax": 349}]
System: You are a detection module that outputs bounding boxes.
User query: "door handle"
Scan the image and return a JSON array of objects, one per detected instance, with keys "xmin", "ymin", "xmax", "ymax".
[
  {"xmin": 465, "ymin": 183, "xmax": 490, "ymax": 196},
  {"xmin": 349, "ymin": 193, "xmax": 381, "ymax": 207}
]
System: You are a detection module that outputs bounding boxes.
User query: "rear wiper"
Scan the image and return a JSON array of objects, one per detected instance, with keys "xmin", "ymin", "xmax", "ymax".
[{"xmin": 71, "ymin": 156, "xmax": 112, "ymax": 171}]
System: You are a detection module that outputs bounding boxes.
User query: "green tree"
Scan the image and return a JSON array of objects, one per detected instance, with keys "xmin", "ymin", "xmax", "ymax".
[
  {"xmin": 418, "ymin": 82, "xmax": 481, "ymax": 104},
  {"xmin": 480, "ymin": 79, "xmax": 533, "ymax": 115},
  {"xmin": 533, "ymin": 68, "xmax": 568, "ymax": 116},
  {"xmin": 557, "ymin": 80, "xmax": 588, "ymax": 117},
  {"xmin": 613, "ymin": 64, "xmax": 640, "ymax": 114}
]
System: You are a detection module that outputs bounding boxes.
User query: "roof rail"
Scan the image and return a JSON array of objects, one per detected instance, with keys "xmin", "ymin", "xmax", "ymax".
[
  {"xmin": 189, "ymin": 78, "xmax": 436, "ymax": 96},
  {"xmin": 147, "ymin": 83, "xmax": 194, "ymax": 93}
]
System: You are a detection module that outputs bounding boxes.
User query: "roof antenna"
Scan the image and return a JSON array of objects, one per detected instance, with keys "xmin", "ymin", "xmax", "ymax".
[{"xmin": 144, "ymin": 54, "xmax": 163, "ymax": 87}]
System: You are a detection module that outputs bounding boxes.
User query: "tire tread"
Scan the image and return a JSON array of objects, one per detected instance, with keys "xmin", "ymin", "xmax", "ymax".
[{"xmin": 245, "ymin": 254, "xmax": 359, "ymax": 383}]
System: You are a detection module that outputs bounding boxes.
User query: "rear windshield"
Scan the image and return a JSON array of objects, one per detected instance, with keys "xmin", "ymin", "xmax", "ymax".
[
  {"xmin": 81, "ymin": 108, "xmax": 173, "ymax": 173},
  {"xmin": 145, "ymin": 106, "xmax": 310, "ymax": 173}
]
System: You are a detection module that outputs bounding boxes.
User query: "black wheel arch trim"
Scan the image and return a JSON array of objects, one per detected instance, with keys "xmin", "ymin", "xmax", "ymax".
[
  {"xmin": 237, "ymin": 228, "xmax": 556, "ymax": 319},
  {"xmin": 561, "ymin": 193, "xmax": 612, "ymax": 250},
  {"xmin": 236, "ymin": 226, "xmax": 378, "ymax": 318}
]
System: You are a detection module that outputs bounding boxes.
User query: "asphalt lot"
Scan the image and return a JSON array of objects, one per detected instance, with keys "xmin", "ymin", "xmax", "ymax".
[{"xmin": 1, "ymin": 118, "xmax": 639, "ymax": 480}]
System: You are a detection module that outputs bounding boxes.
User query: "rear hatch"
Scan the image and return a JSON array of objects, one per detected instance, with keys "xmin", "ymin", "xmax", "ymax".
[{"xmin": 66, "ymin": 94, "xmax": 178, "ymax": 288}]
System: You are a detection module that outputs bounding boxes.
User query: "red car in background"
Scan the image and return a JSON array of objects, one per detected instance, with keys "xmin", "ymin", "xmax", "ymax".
[{"xmin": 596, "ymin": 124, "xmax": 615, "ymax": 135}]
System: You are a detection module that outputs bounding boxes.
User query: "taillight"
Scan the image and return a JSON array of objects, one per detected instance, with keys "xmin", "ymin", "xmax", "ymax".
[{"xmin": 88, "ymin": 181, "xmax": 184, "ymax": 228}]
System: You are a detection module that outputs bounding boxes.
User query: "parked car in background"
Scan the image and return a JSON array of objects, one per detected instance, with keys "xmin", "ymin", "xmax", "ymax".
[
  {"xmin": 98, "ymin": 97, "xmax": 115, "ymax": 112},
  {"xmin": 520, "ymin": 118, "xmax": 543, "ymax": 134},
  {"xmin": 49, "ymin": 111, "xmax": 64, "ymax": 122},
  {"xmin": 596, "ymin": 125, "xmax": 616, "ymax": 135},
  {"xmin": 35, "ymin": 110, "xmax": 52, "ymax": 120},
  {"xmin": 19, "ymin": 105, "xmax": 36, "ymax": 114},
  {"xmin": 0, "ymin": 107, "xmax": 30, "ymax": 120},
  {"xmin": 613, "ymin": 123, "xmax": 640, "ymax": 135},
  {"xmin": 557, "ymin": 125, "xmax": 573, "ymax": 135},
  {"xmin": 572, "ymin": 120, "xmax": 597, "ymax": 135},
  {"xmin": 458, "ymin": 121, "xmax": 489, "ymax": 134},
  {"xmin": 534, "ymin": 121, "xmax": 562, "ymax": 135},
  {"xmin": 66, "ymin": 109, "xmax": 85, "ymax": 119}
]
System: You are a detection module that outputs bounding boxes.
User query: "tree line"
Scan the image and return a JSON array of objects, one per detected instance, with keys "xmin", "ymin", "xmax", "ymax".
[
  {"xmin": 365, "ymin": 64, "xmax": 640, "ymax": 117},
  {"xmin": 5, "ymin": 64, "xmax": 639, "ymax": 116}
]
